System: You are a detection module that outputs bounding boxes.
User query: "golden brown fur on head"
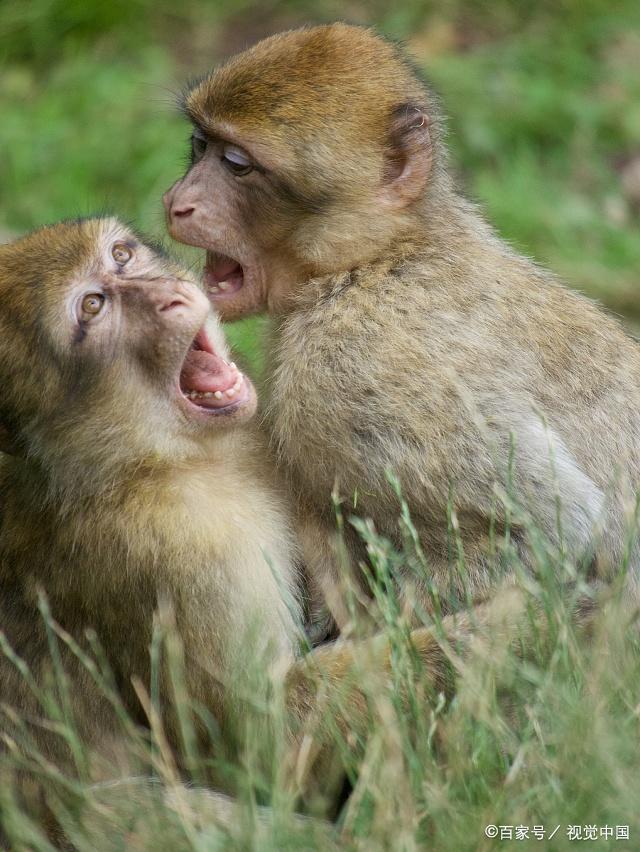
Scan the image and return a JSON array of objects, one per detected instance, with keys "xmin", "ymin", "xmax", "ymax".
[
  {"xmin": 0, "ymin": 217, "xmax": 259, "ymax": 497},
  {"xmin": 0, "ymin": 220, "xmax": 96, "ymax": 455},
  {"xmin": 165, "ymin": 25, "xmax": 440, "ymax": 318},
  {"xmin": 186, "ymin": 24, "xmax": 444, "ymax": 182}
]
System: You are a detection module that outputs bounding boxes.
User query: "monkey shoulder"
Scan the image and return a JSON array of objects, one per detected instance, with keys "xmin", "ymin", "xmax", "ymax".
[
  {"xmin": 267, "ymin": 254, "xmax": 640, "ymax": 513},
  {"xmin": 274, "ymin": 254, "xmax": 640, "ymax": 407}
]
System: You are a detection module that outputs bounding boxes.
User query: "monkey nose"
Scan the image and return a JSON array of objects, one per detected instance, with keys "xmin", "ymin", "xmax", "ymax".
[
  {"xmin": 158, "ymin": 293, "xmax": 190, "ymax": 313},
  {"xmin": 171, "ymin": 204, "xmax": 195, "ymax": 219},
  {"xmin": 150, "ymin": 282, "xmax": 208, "ymax": 319},
  {"xmin": 162, "ymin": 183, "xmax": 195, "ymax": 219}
]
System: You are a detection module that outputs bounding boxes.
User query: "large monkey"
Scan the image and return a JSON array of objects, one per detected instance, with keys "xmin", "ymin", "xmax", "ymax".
[{"xmin": 164, "ymin": 24, "xmax": 640, "ymax": 635}]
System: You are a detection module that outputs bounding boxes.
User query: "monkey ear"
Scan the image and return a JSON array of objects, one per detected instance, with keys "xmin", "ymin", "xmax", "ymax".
[{"xmin": 380, "ymin": 103, "xmax": 432, "ymax": 209}]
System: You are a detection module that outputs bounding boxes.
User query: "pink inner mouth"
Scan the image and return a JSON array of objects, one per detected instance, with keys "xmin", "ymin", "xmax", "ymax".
[
  {"xmin": 204, "ymin": 252, "xmax": 244, "ymax": 298},
  {"xmin": 179, "ymin": 328, "xmax": 246, "ymax": 409}
]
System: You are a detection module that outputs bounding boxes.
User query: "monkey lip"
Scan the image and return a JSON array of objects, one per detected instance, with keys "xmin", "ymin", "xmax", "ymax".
[
  {"xmin": 178, "ymin": 327, "xmax": 250, "ymax": 412},
  {"xmin": 204, "ymin": 252, "xmax": 244, "ymax": 298}
]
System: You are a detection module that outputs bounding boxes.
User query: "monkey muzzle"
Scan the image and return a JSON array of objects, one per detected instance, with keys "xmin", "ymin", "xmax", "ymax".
[{"xmin": 179, "ymin": 326, "xmax": 250, "ymax": 412}]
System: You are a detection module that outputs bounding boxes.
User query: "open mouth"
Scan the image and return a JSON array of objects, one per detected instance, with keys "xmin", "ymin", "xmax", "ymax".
[
  {"xmin": 179, "ymin": 326, "xmax": 249, "ymax": 412},
  {"xmin": 203, "ymin": 252, "xmax": 244, "ymax": 299}
]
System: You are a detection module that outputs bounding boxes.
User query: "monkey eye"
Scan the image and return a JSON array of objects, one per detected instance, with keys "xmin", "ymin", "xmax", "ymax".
[
  {"xmin": 79, "ymin": 293, "xmax": 106, "ymax": 320},
  {"xmin": 221, "ymin": 144, "xmax": 253, "ymax": 176},
  {"xmin": 112, "ymin": 243, "xmax": 133, "ymax": 265},
  {"xmin": 191, "ymin": 130, "xmax": 207, "ymax": 162}
]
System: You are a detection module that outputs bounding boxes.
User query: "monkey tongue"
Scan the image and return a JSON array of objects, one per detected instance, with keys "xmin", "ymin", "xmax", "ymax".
[{"xmin": 180, "ymin": 350, "xmax": 237, "ymax": 395}]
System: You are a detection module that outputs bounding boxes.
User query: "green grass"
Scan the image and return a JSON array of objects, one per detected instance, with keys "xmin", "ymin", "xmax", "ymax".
[{"xmin": 1, "ymin": 511, "xmax": 639, "ymax": 851}]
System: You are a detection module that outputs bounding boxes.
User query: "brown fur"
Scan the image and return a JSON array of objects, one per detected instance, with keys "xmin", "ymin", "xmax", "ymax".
[
  {"xmin": 164, "ymin": 24, "xmax": 640, "ymax": 637},
  {"xmin": 0, "ymin": 199, "xmax": 614, "ymax": 830},
  {"xmin": 0, "ymin": 216, "xmax": 542, "ymax": 830},
  {"xmin": 0, "ymin": 219, "xmax": 299, "ymax": 813}
]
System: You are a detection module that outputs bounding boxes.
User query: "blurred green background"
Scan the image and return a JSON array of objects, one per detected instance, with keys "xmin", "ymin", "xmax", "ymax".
[{"xmin": 1, "ymin": 0, "xmax": 639, "ymax": 367}]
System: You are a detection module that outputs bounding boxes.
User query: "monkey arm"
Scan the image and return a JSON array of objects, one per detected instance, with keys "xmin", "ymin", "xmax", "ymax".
[
  {"xmin": 287, "ymin": 586, "xmax": 527, "ymax": 735},
  {"xmin": 283, "ymin": 582, "xmax": 603, "ymax": 793}
]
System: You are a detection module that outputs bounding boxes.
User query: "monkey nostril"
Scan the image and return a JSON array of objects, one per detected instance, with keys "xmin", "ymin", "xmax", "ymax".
[
  {"xmin": 160, "ymin": 297, "xmax": 189, "ymax": 313},
  {"xmin": 172, "ymin": 205, "xmax": 195, "ymax": 219}
]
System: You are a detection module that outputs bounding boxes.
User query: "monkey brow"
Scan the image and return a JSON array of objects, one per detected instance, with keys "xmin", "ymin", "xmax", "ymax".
[
  {"xmin": 183, "ymin": 105, "xmax": 219, "ymax": 143},
  {"xmin": 189, "ymin": 119, "xmax": 212, "ymax": 139},
  {"xmin": 187, "ymin": 118, "xmax": 231, "ymax": 149},
  {"xmin": 140, "ymin": 238, "xmax": 170, "ymax": 259}
]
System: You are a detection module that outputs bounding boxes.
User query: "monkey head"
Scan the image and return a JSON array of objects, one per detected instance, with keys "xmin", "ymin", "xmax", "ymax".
[
  {"xmin": 164, "ymin": 24, "xmax": 440, "ymax": 319},
  {"xmin": 0, "ymin": 217, "xmax": 256, "ymax": 474}
]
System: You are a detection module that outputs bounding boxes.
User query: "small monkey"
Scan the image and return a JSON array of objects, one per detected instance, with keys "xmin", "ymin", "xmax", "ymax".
[
  {"xmin": 164, "ymin": 24, "xmax": 640, "ymax": 637},
  {"xmin": 0, "ymin": 218, "xmax": 302, "ymax": 826}
]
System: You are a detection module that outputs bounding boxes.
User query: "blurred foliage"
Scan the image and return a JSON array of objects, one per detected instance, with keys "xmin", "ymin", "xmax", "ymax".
[
  {"xmin": 1, "ymin": 0, "xmax": 639, "ymax": 366},
  {"xmin": 2, "ymin": 502, "xmax": 640, "ymax": 849}
]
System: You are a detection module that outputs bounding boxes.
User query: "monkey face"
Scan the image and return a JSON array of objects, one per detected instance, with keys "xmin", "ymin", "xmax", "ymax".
[
  {"xmin": 162, "ymin": 107, "xmax": 359, "ymax": 321},
  {"xmin": 163, "ymin": 25, "xmax": 434, "ymax": 322},
  {"xmin": 0, "ymin": 217, "xmax": 256, "ymax": 459},
  {"xmin": 163, "ymin": 137, "xmax": 274, "ymax": 321}
]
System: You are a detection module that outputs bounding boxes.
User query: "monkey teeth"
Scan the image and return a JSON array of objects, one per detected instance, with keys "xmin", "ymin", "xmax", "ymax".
[
  {"xmin": 180, "ymin": 325, "xmax": 247, "ymax": 410},
  {"xmin": 227, "ymin": 373, "xmax": 244, "ymax": 397},
  {"xmin": 184, "ymin": 372, "xmax": 244, "ymax": 402},
  {"xmin": 208, "ymin": 280, "xmax": 234, "ymax": 294},
  {"xmin": 204, "ymin": 257, "xmax": 245, "ymax": 297}
]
